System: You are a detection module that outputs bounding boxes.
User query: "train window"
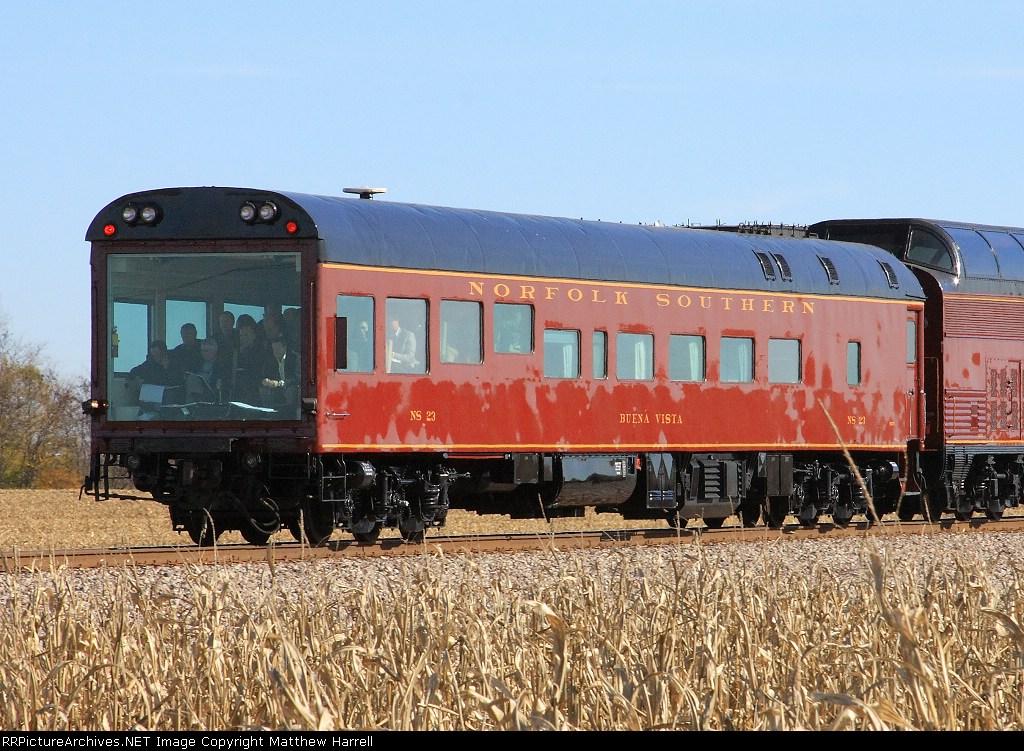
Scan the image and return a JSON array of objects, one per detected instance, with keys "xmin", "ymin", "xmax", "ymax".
[
  {"xmin": 385, "ymin": 298, "xmax": 427, "ymax": 374},
  {"xmin": 165, "ymin": 300, "xmax": 207, "ymax": 348},
  {"xmin": 847, "ymin": 341, "xmax": 862, "ymax": 386},
  {"xmin": 980, "ymin": 231, "xmax": 1024, "ymax": 280},
  {"xmin": 106, "ymin": 251, "xmax": 302, "ymax": 422},
  {"xmin": 440, "ymin": 300, "xmax": 482, "ymax": 364},
  {"xmin": 543, "ymin": 329, "xmax": 580, "ymax": 379},
  {"xmin": 669, "ymin": 334, "xmax": 705, "ymax": 382},
  {"xmin": 720, "ymin": 337, "xmax": 754, "ymax": 383},
  {"xmin": 906, "ymin": 320, "xmax": 916, "ymax": 365},
  {"xmin": 494, "ymin": 303, "xmax": 533, "ymax": 353},
  {"xmin": 112, "ymin": 301, "xmax": 149, "ymax": 373},
  {"xmin": 225, "ymin": 302, "xmax": 264, "ymax": 326},
  {"xmin": 616, "ymin": 333, "xmax": 654, "ymax": 381},
  {"xmin": 768, "ymin": 338, "xmax": 801, "ymax": 384},
  {"xmin": 944, "ymin": 227, "xmax": 999, "ymax": 278},
  {"xmin": 593, "ymin": 331, "xmax": 608, "ymax": 379},
  {"xmin": 336, "ymin": 294, "xmax": 374, "ymax": 372},
  {"xmin": 906, "ymin": 230, "xmax": 954, "ymax": 272}
]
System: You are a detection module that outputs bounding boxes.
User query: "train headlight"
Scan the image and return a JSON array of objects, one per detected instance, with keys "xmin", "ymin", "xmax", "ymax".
[
  {"xmin": 121, "ymin": 205, "xmax": 139, "ymax": 223},
  {"xmin": 239, "ymin": 202, "xmax": 257, "ymax": 223},
  {"xmin": 258, "ymin": 201, "xmax": 279, "ymax": 222},
  {"xmin": 140, "ymin": 205, "xmax": 161, "ymax": 224},
  {"xmin": 81, "ymin": 398, "xmax": 108, "ymax": 415}
]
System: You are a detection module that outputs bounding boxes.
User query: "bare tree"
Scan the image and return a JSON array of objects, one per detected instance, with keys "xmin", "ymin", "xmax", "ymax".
[{"xmin": 0, "ymin": 313, "xmax": 89, "ymax": 488}]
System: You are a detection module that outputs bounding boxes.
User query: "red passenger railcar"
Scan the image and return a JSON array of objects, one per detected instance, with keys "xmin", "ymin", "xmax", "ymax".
[
  {"xmin": 82, "ymin": 188, "xmax": 926, "ymax": 546},
  {"xmin": 810, "ymin": 218, "xmax": 1024, "ymax": 521}
]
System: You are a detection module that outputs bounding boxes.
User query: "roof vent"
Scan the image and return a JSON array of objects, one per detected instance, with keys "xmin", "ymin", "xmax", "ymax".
[{"xmin": 343, "ymin": 187, "xmax": 387, "ymax": 200}]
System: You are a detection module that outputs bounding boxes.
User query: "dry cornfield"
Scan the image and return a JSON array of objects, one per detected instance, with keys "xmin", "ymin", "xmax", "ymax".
[{"xmin": 3, "ymin": 489, "xmax": 1024, "ymax": 730}]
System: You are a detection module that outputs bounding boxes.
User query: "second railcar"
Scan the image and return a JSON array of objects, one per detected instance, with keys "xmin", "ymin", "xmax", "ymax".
[
  {"xmin": 82, "ymin": 187, "xmax": 926, "ymax": 545},
  {"xmin": 810, "ymin": 217, "xmax": 1024, "ymax": 521}
]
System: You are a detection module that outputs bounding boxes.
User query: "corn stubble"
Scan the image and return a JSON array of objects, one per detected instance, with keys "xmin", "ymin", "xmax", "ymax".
[{"xmin": 2, "ymin": 490, "xmax": 1024, "ymax": 730}]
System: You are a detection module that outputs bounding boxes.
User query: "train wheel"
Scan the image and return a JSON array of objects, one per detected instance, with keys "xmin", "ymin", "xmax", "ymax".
[
  {"xmin": 765, "ymin": 498, "xmax": 787, "ymax": 529},
  {"xmin": 739, "ymin": 499, "xmax": 762, "ymax": 528},
  {"xmin": 186, "ymin": 511, "xmax": 219, "ymax": 547},
  {"xmin": 832, "ymin": 506, "xmax": 854, "ymax": 528},
  {"xmin": 353, "ymin": 524, "xmax": 382, "ymax": 544},
  {"xmin": 797, "ymin": 504, "xmax": 820, "ymax": 528},
  {"xmin": 295, "ymin": 500, "xmax": 335, "ymax": 547},
  {"xmin": 985, "ymin": 499, "xmax": 1005, "ymax": 521},
  {"xmin": 896, "ymin": 496, "xmax": 919, "ymax": 522},
  {"xmin": 240, "ymin": 526, "xmax": 273, "ymax": 546},
  {"xmin": 954, "ymin": 509, "xmax": 973, "ymax": 522},
  {"xmin": 400, "ymin": 525, "xmax": 425, "ymax": 544},
  {"xmin": 702, "ymin": 517, "xmax": 725, "ymax": 529}
]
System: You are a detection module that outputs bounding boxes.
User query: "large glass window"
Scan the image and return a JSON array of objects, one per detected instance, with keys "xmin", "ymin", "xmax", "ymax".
[
  {"xmin": 980, "ymin": 231, "xmax": 1024, "ymax": 279},
  {"xmin": 944, "ymin": 227, "xmax": 998, "ymax": 278},
  {"xmin": 385, "ymin": 298, "xmax": 428, "ymax": 374},
  {"xmin": 336, "ymin": 295, "xmax": 374, "ymax": 373},
  {"xmin": 440, "ymin": 300, "xmax": 482, "ymax": 364},
  {"xmin": 720, "ymin": 337, "xmax": 754, "ymax": 383},
  {"xmin": 543, "ymin": 329, "xmax": 580, "ymax": 378},
  {"xmin": 768, "ymin": 338, "xmax": 801, "ymax": 384},
  {"xmin": 616, "ymin": 333, "xmax": 654, "ymax": 381},
  {"xmin": 106, "ymin": 251, "xmax": 302, "ymax": 422},
  {"xmin": 494, "ymin": 303, "xmax": 533, "ymax": 353},
  {"xmin": 669, "ymin": 334, "xmax": 705, "ymax": 382},
  {"xmin": 906, "ymin": 230, "xmax": 954, "ymax": 272}
]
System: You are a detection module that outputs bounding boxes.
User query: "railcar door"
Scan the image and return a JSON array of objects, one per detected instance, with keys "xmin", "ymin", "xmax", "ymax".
[{"xmin": 906, "ymin": 310, "xmax": 924, "ymax": 440}]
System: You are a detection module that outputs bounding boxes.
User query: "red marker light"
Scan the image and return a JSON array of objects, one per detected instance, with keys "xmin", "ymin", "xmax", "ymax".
[
  {"xmin": 103, "ymin": 223, "xmax": 117, "ymax": 237},
  {"xmin": 285, "ymin": 220, "xmax": 299, "ymax": 234}
]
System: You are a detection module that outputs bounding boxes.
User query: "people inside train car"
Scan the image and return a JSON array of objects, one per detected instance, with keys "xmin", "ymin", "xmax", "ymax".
[
  {"xmin": 169, "ymin": 322, "xmax": 203, "ymax": 375},
  {"xmin": 495, "ymin": 308, "xmax": 528, "ymax": 353},
  {"xmin": 260, "ymin": 337, "xmax": 299, "ymax": 407},
  {"xmin": 126, "ymin": 340, "xmax": 180, "ymax": 404},
  {"xmin": 185, "ymin": 338, "xmax": 229, "ymax": 402},
  {"xmin": 282, "ymin": 307, "xmax": 301, "ymax": 352},
  {"xmin": 258, "ymin": 309, "xmax": 285, "ymax": 357},
  {"xmin": 230, "ymin": 318, "xmax": 263, "ymax": 404},
  {"xmin": 349, "ymin": 319, "xmax": 372, "ymax": 371},
  {"xmin": 214, "ymin": 310, "xmax": 238, "ymax": 359},
  {"xmin": 388, "ymin": 318, "xmax": 418, "ymax": 373}
]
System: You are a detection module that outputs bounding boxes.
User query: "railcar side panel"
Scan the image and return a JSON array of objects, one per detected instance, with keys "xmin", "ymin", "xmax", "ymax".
[{"xmin": 316, "ymin": 264, "xmax": 921, "ymax": 453}]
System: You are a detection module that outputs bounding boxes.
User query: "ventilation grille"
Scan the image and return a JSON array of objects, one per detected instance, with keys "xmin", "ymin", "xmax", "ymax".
[
  {"xmin": 771, "ymin": 253, "xmax": 793, "ymax": 281},
  {"xmin": 753, "ymin": 250, "xmax": 776, "ymax": 281},
  {"xmin": 878, "ymin": 260, "xmax": 900, "ymax": 289},
  {"xmin": 818, "ymin": 256, "xmax": 840, "ymax": 285}
]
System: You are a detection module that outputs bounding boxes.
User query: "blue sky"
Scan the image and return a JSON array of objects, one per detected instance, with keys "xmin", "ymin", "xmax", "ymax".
[{"xmin": 3, "ymin": 1, "xmax": 1024, "ymax": 378}]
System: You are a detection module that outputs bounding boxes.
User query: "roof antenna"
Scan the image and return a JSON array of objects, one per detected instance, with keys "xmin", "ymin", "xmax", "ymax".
[{"xmin": 343, "ymin": 187, "xmax": 387, "ymax": 200}]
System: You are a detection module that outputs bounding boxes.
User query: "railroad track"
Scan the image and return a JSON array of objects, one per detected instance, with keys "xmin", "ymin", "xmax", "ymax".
[{"xmin": 4, "ymin": 515, "xmax": 1024, "ymax": 572}]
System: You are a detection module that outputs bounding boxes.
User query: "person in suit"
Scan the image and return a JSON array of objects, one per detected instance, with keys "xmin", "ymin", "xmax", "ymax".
[
  {"xmin": 349, "ymin": 319, "xmax": 372, "ymax": 372},
  {"xmin": 230, "ymin": 319, "xmax": 263, "ymax": 404},
  {"xmin": 186, "ymin": 338, "xmax": 230, "ymax": 402},
  {"xmin": 170, "ymin": 322, "xmax": 203, "ymax": 374},
  {"xmin": 388, "ymin": 318, "xmax": 418, "ymax": 373},
  {"xmin": 261, "ymin": 337, "xmax": 300, "ymax": 407}
]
